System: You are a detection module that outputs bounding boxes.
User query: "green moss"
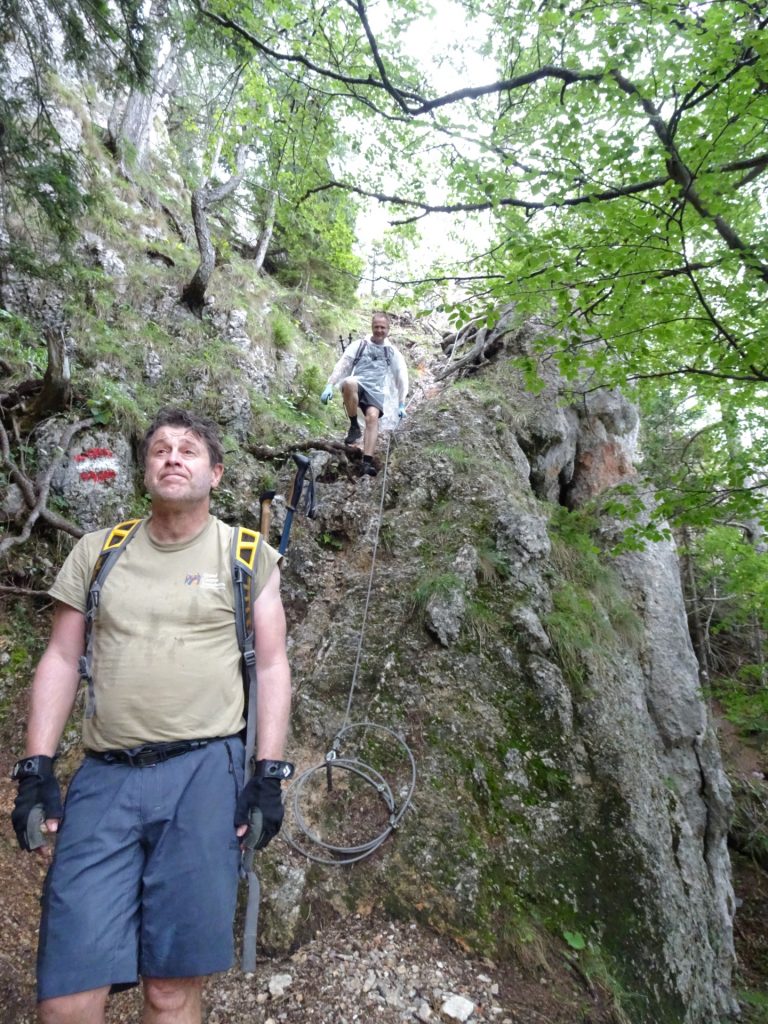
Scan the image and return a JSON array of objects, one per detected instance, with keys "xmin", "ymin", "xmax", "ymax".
[
  {"xmin": 293, "ymin": 363, "xmax": 325, "ymax": 412},
  {"xmin": 0, "ymin": 600, "xmax": 50, "ymax": 719},
  {"xmin": 406, "ymin": 571, "xmax": 462, "ymax": 619},
  {"xmin": 0, "ymin": 310, "xmax": 47, "ymax": 379},
  {"xmin": 269, "ymin": 308, "xmax": 296, "ymax": 350},
  {"xmin": 738, "ymin": 988, "xmax": 768, "ymax": 1024},
  {"xmin": 426, "ymin": 442, "xmax": 472, "ymax": 472},
  {"xmin": 536, "ymin": 789, "xmax": 689, "ymax": 1024},
  {"xmin": 545, "ymin": 506, "xmax": 643, "ymax": 692}
]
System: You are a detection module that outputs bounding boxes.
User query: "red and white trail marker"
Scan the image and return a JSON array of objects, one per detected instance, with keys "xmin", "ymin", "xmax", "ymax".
[{"xmin": 74, "ymin": 447, "xmax": 118, "ymax": 484}]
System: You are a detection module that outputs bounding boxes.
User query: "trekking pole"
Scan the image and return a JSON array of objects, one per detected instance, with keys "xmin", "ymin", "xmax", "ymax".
[
  {"xmin": 241, "ymin": 818, "xmax": 262, "ymax": 972},
  {"xmin": 241, "ymin": 486, "xmax": 288, "ymax": 973},
  {"xmin": 258, "ymin": 489, "xmax": 276, "ymax": 539},
  {"xmin": 241, "ymin": 460, "xmax": 315, "ymax": 972},
  {"xmin": 278, "ymin": 453, "xmax": 316, "ymax": 556}
]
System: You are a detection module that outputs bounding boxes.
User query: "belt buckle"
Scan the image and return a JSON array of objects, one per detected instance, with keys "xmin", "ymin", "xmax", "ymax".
[{"xmin": 133, "ymin": 745, "xmax": 162, "ymax": 768}]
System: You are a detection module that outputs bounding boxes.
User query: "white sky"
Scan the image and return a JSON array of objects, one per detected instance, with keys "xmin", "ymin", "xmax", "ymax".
[{"xmin": 351, "ymin": 1, "xmax": 496, "ymax": 296}]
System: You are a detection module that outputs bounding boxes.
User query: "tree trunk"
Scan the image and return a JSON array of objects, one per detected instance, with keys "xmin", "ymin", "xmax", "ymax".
[
  {"xmin": 25, "ymin": 328, "xmax": 71, "ymax": 422},
  {"xmin": 679, "ymin": 526, "xmax": 711, "ymax": 686},
  {"xmin": 744, "ymin": 505, "xmax": 767, "ymax": 687},
  {"xmin": 106, "ymin": 9, "xmax": 178, "ymax": 174},
  {"xmin": 181, "ymin": 145, "xmax": 248, "ymax": 315},
  {"xmin": 0, "ymin": 156, "xmax": 9, "ymax": 308},
  {"xmin": 252, "ymin": 188, "xmax": 278, "ymax": 273}
]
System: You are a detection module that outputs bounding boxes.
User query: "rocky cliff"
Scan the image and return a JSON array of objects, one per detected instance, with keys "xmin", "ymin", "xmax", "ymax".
[
  {"xmin": 0, "ymin": 25, "xmax": 738, "ymax": 1016},
  {"xmin": 2, "ymin": 309, "xmax": 736, "ymax": 1022},
  {"xmin": 265, "ymin": 328, "xmax": 736, "ymax": 1024}
]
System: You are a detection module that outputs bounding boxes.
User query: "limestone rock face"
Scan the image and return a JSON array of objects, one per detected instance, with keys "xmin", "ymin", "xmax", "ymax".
[
  {"xmin": 267, "ymin": 367, "xmax": 735, "ymax": 1024},
  {"xmin": 567, "ymin": 387, "xmax": 639, "ymax": 507},
  {"xmin": 39, "ymin": 420, "xmax": 137, "ymax": 533}
]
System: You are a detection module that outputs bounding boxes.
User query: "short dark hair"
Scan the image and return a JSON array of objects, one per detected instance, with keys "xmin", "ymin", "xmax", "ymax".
[{"xmin": 140, "ymin": 408, "xmax": 224, "ymax": 467}]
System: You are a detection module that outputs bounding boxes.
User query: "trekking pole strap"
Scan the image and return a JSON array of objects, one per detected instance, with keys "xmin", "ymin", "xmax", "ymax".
[{"xmin": 278, "ymin": 452, "xmax": 315, "ymax": 555}]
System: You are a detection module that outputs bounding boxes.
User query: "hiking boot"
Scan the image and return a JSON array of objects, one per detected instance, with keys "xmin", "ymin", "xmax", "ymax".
[
  {"xmin": 361, "ymin": 461, "xmax": 378, "ymax": 477},
  {"xmin": 344, "ymin": 421, "xmax": 362, "ymax": 445}
]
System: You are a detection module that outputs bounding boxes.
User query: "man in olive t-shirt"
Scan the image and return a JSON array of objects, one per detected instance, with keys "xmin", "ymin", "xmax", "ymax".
[{"xmin": 10, "ymin": 408, "xmax": 292, "ymax": 1024}]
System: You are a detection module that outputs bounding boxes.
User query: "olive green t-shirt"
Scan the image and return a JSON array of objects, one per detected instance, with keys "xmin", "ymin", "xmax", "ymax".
[{"xmin": 49, "ymin": 516, "xmax": 281, "ymax": 750}]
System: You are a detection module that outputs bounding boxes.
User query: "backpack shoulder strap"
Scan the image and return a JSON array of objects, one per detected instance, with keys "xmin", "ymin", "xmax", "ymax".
[
  {"xmin": 80, "ymin": 518, "xmax": 143, "ymax": 718},
  {"xmin": 231, "ymin": 526, "xmax": 262, "ymax": 657},
  {"xmin": 231, "ymin": 526, "xmax": 263, "ymax": 772},
  {"xmin": 350, "ymin": 339, "xmax": 367, "ymax": 371}
]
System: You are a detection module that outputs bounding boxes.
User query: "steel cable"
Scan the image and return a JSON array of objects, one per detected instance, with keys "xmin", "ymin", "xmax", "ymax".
[{"xmin": 282, "ymin": 424, "xmax": 418, "ymax": 864}]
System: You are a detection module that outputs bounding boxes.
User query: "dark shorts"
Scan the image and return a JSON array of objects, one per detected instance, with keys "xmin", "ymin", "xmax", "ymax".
[
  {"xmin": 37, "ymin": 738, "xmax": 244, "ymax": 1001},
  {"xmin": 357, "ymin": 385, "xmax": 383, "ymax": 417}
]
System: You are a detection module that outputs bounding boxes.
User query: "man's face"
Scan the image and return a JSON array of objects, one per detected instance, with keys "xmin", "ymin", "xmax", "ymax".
[
  {"xmin": 144, "ymin": 426, "xmax": 223, "ymax": 507},
  {"xmin": 371, "ymin": 316, "xmax": 390, "ymax": 343}
]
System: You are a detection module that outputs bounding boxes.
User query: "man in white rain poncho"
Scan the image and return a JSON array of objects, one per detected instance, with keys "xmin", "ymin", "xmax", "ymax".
[{"xmin": 320, "ymin": 312, "xmax": 409, "ymax": 477}]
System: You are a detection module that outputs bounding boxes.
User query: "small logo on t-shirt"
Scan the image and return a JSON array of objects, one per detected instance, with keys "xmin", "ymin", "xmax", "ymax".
[{"xmin": 185, "ymin": 573, "xmax": 225, "ymax": 589}]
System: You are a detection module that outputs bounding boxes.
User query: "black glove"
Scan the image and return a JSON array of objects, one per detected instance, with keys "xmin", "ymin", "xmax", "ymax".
[
  {"xmin": 11, "ymin": 756, "xmax": 63, "ymax": 852},
  {"xmin": 235, "ymin": 777, "xmax": 284, "ymax": 851}
]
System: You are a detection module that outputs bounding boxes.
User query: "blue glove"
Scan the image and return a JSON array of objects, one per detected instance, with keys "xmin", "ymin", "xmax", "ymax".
[
  {"xmin": 321, "ymin": 386, "xmax": 333, "ymax": 404},
  {"xmin": 398, "ymin": 403, "xmax": 406, "ymax": 419}
]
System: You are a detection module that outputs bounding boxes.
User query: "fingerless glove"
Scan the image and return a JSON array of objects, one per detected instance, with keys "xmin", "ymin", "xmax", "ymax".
[{"xmin": 11, "ymin": 756, "xmax": 63, "ymax": 851}]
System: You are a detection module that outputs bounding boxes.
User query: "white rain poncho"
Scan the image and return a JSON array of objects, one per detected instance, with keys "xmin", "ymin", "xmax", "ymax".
[{"xmin": 327, "ymin": 338, "xmax": 409, "ymax": 431}]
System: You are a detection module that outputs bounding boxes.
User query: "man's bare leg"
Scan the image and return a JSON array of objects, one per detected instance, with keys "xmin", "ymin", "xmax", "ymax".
[
  {"xmin": 142, "ymin": 976, "xmax": 204, "ymax": 1024},
  {"xmin": 341, "ymin": 379, "xmax": 360, "ymax": 419},
  {"xmin": 363, "ymin": 406, "xmax": 380, "ymax": 456},
  {"xmin": 39, "ymin": 986, "xmax": 110, "ymax": 1024}
]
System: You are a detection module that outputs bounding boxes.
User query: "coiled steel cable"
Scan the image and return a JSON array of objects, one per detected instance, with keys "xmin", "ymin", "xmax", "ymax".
[{"xmin": 283, "ymin": 422, "xmax": 418, "ymax": 864}]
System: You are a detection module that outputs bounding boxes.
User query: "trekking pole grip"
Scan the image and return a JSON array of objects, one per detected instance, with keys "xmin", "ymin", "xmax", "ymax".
[
  {"xmin": 287, "ymin": 454, "xmax": 310, "ymax": 511},
  {"xmin": 259, "ymin": 490, "xmax": 276, "ymax": 537}
]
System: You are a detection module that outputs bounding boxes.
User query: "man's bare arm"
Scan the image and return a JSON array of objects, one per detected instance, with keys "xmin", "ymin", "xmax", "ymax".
[
  {"xmin": 26, "ymin": 602, "xmax": 85, "ymax": 759},
  {"xmin": 252, "ymin": 566, "xmax": 291, "ymax": 762},
  {"xmin": 20, "ymin": 602, "xmax": 85, "ymax": 847}
]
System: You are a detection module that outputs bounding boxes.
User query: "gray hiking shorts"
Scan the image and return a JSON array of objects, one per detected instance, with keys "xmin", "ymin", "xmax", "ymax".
[
  {"xmin": 357, "ymin": 384, "xmax": 383, "ymax": 417},
  {"xmin": 37, "ymin": 737, "xmax": 244, "ymax": 1001}
]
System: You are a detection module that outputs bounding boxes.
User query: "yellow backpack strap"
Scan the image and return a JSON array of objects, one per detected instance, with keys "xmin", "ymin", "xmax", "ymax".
[
  {"xmin": 102, "ymin": 518, "xmax": 143, "ymax": 551},
  {"xmin": 232, "ymin": 526, "xmax": 262, "ymax": 653},
  {"xmin": 80, "ymin": 519, "xmax": 143, "ymax": 718},
  {"xmin": 231, "ymin": 526, "xmax": 263, "ymax": 772}
]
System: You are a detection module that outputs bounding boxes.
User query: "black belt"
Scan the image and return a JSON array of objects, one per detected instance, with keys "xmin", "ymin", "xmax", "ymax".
[{"xmin": 86, "ymin": 737, "xmax": 218, "ymax": 768}]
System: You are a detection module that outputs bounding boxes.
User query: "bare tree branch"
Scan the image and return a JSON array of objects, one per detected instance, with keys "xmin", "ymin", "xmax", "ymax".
[
  {"xmin": 301, "ymin": 174, "xmax": 674, "ymax": 220},
  {"xmin": 198, "ymin": 3, "xmax": 422, "ymax": 105},
  {"xmin": 304, "ymin": 147, "xmax": 768, "ymax": 225},
  {"xmin": 248, "ymin": 438, "xmax": 366, "ymax": 461},
  {"xmin": 181, "ymin": 143, "xmax": 249, "ymax": 313},
  {"xmin": 0, "ymin": 584, "xmax": 54, "ymax": 599},
  {"xmin": 0, "ymin": 417, "xmax": 92, "ymax": 559},
  {"xmin": 610, "ymin": 69, "xmax": 768, "ymax": 287},
  {"xmin": 343, "ymin": 0, "xmax": 413, "ymax": 114}
]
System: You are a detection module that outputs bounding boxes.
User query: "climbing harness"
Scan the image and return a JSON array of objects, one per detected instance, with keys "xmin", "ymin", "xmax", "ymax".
[{"xmin": 282, "ymin": 418, "xmax": 418, "ymax": 866}]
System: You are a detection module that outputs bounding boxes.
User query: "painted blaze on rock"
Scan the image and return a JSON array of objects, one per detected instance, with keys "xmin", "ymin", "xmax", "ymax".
[{"xmin": 74, "ymin": 447, "xmax": 119, "ymax": 484}]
